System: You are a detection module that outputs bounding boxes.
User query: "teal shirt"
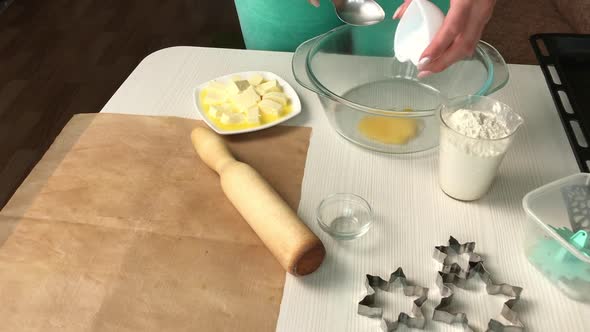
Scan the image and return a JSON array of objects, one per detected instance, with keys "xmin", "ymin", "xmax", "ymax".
[{"xmin": 234, "ymin": 0, "xmax": 449, "ymax": 52}]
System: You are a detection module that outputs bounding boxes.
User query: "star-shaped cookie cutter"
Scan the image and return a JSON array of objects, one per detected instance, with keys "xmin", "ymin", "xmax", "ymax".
[
  {"xmin": 433, "ymin": 239, "xmax": 524, "ymax": 332},
  {"xmin": 433, "ymin": 236, "xmax": 484, "ymax": 279},
  {"xmin": 358, "ymin": 268, "xmax": 429, "ymax": 331}
]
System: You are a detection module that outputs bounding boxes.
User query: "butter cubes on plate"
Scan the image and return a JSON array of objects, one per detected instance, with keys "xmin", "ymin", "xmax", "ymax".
[
  {"xmin": 194, "ymin": 71, "xmax": 302, "ymax": 135},
  {"xmin": 200, "ymin": 74, "xmax": 290, "ymax": 126}
]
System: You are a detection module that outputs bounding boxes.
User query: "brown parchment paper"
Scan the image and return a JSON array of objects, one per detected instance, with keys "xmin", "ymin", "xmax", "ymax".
[{"xmin": 0, "ymin": 114, "xmax": 312, "ymax": 332}]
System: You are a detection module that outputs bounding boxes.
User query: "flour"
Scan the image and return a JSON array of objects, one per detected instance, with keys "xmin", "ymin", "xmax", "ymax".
[
  {"xmin": 446, "ymin": 108, "xmax": 511, "ymax": 140},
  {"xmin": 441, "ymin": 108, "xmax": 512, "ymax": 158},
  {"xmin": 439, "ymin": 107, "xmax": 521, "ymax": 201}
]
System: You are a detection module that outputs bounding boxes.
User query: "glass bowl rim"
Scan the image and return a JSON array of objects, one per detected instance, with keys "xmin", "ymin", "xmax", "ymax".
[{"xmin": 305, "ymin": 25, "xmax": 497, "ymax": 117}]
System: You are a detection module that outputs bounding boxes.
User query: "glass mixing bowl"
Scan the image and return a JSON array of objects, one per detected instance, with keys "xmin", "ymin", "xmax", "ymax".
[{"xmin": 292, "ymin": 22, "xmax": 509, "ymax": 154}]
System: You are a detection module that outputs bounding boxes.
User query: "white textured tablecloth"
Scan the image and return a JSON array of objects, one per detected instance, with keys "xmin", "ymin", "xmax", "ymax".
[{"xmin": 101, "ymin": 46, "xmax": 589, "ymax": 331}]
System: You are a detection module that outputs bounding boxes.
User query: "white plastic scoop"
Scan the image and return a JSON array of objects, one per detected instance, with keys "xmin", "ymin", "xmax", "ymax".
[{"xmin": 394, "ymin": 0, "xmax": 444, "ymax": 66}]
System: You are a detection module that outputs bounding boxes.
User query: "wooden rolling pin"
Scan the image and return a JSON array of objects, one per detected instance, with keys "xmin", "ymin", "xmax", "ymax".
[{"xmin": 191, "ymin": 127, "xmax": 325, "ymax": 276}]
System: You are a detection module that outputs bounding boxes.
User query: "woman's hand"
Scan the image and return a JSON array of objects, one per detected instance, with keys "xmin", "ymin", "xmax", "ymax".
[
  {"xmin": 308, "ymin": 0, "xmax": 320, "ymax": 7},
  {"xmin": 394, "ymin": 0, "xmax": 496, "ymax": 78}
]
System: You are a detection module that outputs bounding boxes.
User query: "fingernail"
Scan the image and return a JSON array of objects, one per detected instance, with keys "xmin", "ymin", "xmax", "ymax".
[
  {"xmin": 417, "ymin": 57, "xmax": 431, "ymax": 70},
  {"xmin": 393, "ymin": 7, "xmax": 402, "ymax": 19},
  {"xmin": 418, "ymin": 71, "xmax": 433, "ymax": 79}
]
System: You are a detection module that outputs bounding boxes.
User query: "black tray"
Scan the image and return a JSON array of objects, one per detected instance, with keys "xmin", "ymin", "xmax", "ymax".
[{"xmin": 530, "ymin": 34, "xmax": 590, "ymax": 172}]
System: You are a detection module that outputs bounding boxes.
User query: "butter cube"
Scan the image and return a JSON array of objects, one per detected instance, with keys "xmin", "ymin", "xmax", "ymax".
[
  {"xmin": 226, "ymin": 80, "xmax": 241, "ymax": 96},
  {"xmin": 263, "ymin": 92, "xmax": 288, "ymax": 106},
  {"xmin": 220, "ymin": 111, "xmax": 245, "ymax": 125},
  {"xmin": 203, "ymin": 89, "xmax": 227, "ymax": 105},
  {"xmin": 231, "ymin": 75, "xmax": 243, "ymax": 81},
  {"xmin": 232, "ymin": 86, "xmax": 260, "ymax": 111},
  {"xmin": 234, "ymin": 80, "xmax": 251, "ymax": 92},
  {"xmin": 258, "ymin": 99, "xmax": 283, "ymax": 116},
  {"xmin": 246, "ymin": 106, "xmax": 260, "ymax": 124},
  {"xmin": 256, "ymin": 80, "xmax": 281, "ymax": 95},
  {"xmin": 208, "ymin": 105, "xmax": 222, "ymax": 118},
  {"xmin": 248, "ymin": 74, "xmax": 264, "ymax": 86},
  {"xmin": 208, "ymin": 104, "xmax": 231, "ymax": 119},
  {"xmin": 207, "ymin": 81, "xmax": 227, "ymax": 93}
]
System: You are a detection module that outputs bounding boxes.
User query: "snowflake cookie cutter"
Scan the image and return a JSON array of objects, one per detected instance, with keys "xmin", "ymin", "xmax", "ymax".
[
  {"xmin": 358, "ymin": 267, "xmax": 429, "ymax": 331},
  {"xmin": 433, "ymin": 242, "xmax": 524, "ymax": 332},
  {"xmin": 434, "ymin": 236, "xmax": 484, "ymax": 279}
]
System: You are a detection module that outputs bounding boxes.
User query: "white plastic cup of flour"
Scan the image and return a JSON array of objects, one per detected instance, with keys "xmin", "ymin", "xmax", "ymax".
[{"xmin": 439, "ymin": 96, "xmax": 524, "ymax": 201}]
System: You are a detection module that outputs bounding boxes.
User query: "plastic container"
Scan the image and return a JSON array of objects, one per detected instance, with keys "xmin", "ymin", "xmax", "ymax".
[
  {"xmin": 394, "ymin": 0, "xmax": 444, "ymax": 66},
  {"xmin": 350, "ymin": 1, "xmax": 447, "ymax": 56},
  {"xmin": 523, "ymin": 173, "xmax": 590, "ymax": 302}
]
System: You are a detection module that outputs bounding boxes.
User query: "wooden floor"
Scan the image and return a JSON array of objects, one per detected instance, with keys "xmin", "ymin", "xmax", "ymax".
[{"xmin": 0, "ymin": 0, "xmax": 245, "ymax": 208}]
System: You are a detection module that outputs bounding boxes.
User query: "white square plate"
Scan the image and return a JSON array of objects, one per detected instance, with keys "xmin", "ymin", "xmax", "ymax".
[{"xmin": 193, "ymin": 71, "xmax": 302, "ymax": 135}]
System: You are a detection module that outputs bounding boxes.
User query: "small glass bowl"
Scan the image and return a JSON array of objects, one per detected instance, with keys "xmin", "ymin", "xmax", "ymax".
[{"xmin": 316, "ymin": 193, "xmax": 373, "ymax": 240}]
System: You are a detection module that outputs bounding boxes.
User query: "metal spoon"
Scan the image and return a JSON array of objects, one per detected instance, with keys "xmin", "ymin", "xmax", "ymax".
[{"xmin": 332, "ymin": 0, "xmax": 385, "ymax": 26}]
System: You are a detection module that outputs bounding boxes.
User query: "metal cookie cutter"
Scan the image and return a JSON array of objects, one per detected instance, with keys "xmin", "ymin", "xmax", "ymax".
[
  {"xmin": 434, "ymin": 236, "xmax": 484, "ymax": 279},
  {"xmin": 433, "ymin": 238, "xmax": 524, "ymax": 332},
  {"xmin": 358, "ymin": 267, "xmax": 429, "ymax": 331}
]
